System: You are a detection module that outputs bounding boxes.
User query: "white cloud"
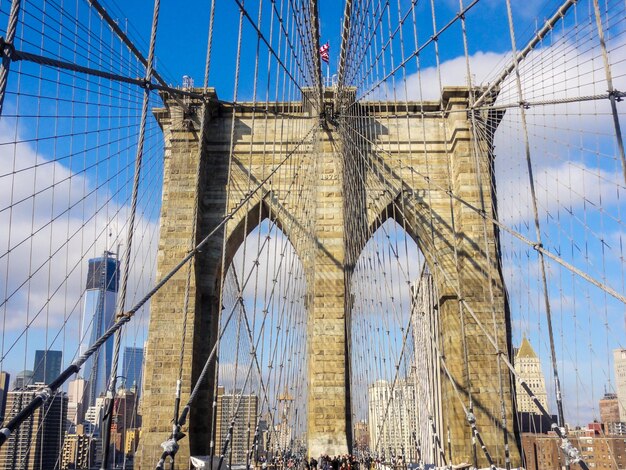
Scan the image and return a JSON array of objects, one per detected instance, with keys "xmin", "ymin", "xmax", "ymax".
[
  {"xmin": 0, "ymin": 124, "xmax": 159, "ymax": 370},
  {"xmin": 497, "ymin": 160, "xmax": 622, "ymax": 224},
  {"xmin": 400, "ymin": 50, "xmax": 510, "ymax": 101}
]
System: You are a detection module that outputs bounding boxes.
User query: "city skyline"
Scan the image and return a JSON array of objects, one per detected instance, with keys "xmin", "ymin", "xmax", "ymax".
[{"xmin": 0, "ymin": 386, "xmax": 68, "ymax": 470}]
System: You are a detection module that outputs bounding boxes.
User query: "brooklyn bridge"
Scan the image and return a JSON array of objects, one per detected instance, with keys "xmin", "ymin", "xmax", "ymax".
[{"xmin": 0, "ymin": 0, "xmax": 624, "ymax": 469}]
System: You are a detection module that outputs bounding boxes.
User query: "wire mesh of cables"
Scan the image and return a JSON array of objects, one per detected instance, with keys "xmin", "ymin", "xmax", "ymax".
[
  {"xmin": 335, "ymin": 0, "xmax": 625, "ymax": 469},
  {"xmin": 0, "ymin": 0, "xmax": 624, "ymax": 469},
  {"xmin": 0, "ymin": 0, "xmax": 323, "ymax": 466},
  {"xmin": 0, "ymin": 0, "xmax": 164, "ymax": 467}
]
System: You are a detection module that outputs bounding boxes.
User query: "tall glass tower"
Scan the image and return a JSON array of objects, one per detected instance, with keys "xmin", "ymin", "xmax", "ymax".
[
  {"xmin": 122, "ymin": 346, "xmax": 144, "ymax": 395},
  {"xmin": 32, "ymin": 350, "xmax": 62, "ymax": 384},
  {"xmin": 81, "ymin": 252, "xmax": 119, "ymax": 408}
]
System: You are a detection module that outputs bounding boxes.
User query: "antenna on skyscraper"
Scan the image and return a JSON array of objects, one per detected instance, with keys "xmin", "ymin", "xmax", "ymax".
[{"xmin": 105, "ymin": 218, "xmax": 122, "ymax": 257}]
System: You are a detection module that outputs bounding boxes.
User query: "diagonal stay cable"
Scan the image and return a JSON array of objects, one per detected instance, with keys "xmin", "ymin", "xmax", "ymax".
[
  {"xmin": 473, "ymin": 0, "xmax": 578, "ymax": 108},
  {"xmin": 85, "ymin": 0, "xmax": 193, "ymax": 111},
  {"xmin": 85, "ymin": 0, "xmax": 169, "ymax": 87}
]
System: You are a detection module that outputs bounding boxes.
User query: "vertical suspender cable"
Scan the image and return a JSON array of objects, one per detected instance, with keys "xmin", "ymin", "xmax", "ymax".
[
  {"xmin": 336, "ymin": 0, "xmax": 353, "ymax": 109},
  {"xmin": 310, "ymin": 0, "xmax": 324, "ymax": 115},
  {"xmin": 100, "ymin": 0, "xmax": 162, "ymax": 467},
  {"xmin": 170, "ymin": 0, "xmax": 217, "ymax": 468},
  {"xmin": 504, "ymin": 0, "xmax": 567, "ymax": 441},
  {"xmin": 590, "ymin": 0, "xmax": 626, "ymax": 186}
]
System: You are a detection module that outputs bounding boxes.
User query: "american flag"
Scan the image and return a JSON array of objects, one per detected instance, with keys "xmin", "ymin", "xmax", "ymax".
[{"xmin": 319, "ymin": 42, "xmax": 329, "ymax": 63}]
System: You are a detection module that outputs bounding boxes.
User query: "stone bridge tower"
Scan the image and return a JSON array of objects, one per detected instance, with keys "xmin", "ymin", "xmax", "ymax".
[{"xmin": 136, "ymin": 87, "xmax": 521, "ymax": 468}]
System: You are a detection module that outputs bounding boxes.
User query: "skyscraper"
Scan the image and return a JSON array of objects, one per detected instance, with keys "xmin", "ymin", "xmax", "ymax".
[
  {"xmin": 12, "ymin": 370, "xmax": 33, "ymax": 390},
  {"xmin": 368, "ymin": 379, "xmax": 417, "ymax": 462},
  {"xmin": 81, "ymin": 252, "xmax": 119, "ymax": 408},
  {"xmin": 514, "ymin": 337, "xmax": 549, "ymax": 414},
  {"xmin": 0, "ymin": 372, "xmax": 9, "ymax": 422},
  {"xmin": 614, "ymin": 349, "xmax": 626, "ymax": 421},
  {"xmin": 32, "ymin": 349, "xmax": 62, "ymax": 384},
  {"xmin": 122, "ymin": 346, "xmax": 144, "ymax": 393},
  {"xmin": 215, "ymin": 387, "xmax": 258, "ymax": 465},
  {"xmin": 0, "ymin": 386, "xmax": 68, "ymax": 470},
  {"xmin": 410, "ymin": 267, "xmax": 441, "ymax": 465},
  {"xmin": 68, "ymin": 377, "xmax": 87, "ymax": 427}
]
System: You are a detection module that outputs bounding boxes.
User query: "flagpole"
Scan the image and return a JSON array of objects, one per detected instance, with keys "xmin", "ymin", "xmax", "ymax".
[
  {"xmin": 327, "ymin": 61, "xmax": 330, "ymax": 86},
  {"xmin": 319, "ymin": 42, "xmax": 330, "ymax": 87}
]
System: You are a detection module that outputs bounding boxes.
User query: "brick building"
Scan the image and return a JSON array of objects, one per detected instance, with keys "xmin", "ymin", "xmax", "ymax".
[{"xmin": 521, "ymin": 432, "xmax": 626, "ymax": 469}]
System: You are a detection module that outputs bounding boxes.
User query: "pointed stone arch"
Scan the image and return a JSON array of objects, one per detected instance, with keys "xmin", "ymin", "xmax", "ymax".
[
  {"xmin": 223, "ymin": 198, "xmax": 301, "ymax": 279},
  {"xmin": 349, "ymin": 216, "xmax": 441, "ymax": 465},
  {"xmin": 139, "ymin": 87, "xmax": 520, "ymax": 468},
  {"xmin": 354, "ymin": 90, "xmax": 519, "ymax": 467}
]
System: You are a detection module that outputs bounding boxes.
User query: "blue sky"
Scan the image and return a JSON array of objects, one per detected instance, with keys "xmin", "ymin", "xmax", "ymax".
[{"xmin": 100, "ymin": 0, "xmax": 563, "ymax": 99}]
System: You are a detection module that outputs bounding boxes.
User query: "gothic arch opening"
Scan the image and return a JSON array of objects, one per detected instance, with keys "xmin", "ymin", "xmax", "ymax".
[
  {"xmin": 222, "ymin": 200, "xmax": 298, "ymax": 281},
  {"xmin": 365, "ymin": 199, "xmax": 445, "ymax": 293},
  {"xmin": 216, "ymin": 218, "xmax": 308, "ymax": 464},
  {"xmin": 349, "ymin": 218, "xmax": 443, "ymax": 466},
  {"xmin": 356, "ymin": 188, "xmax": 519, "ymax": 468}
]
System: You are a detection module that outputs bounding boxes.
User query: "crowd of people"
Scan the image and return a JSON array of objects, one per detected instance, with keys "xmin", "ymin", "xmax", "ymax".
[
  {"xmin": 307, "ymin": 454, "xmax": 360, "ymax": 470},
  {"xmin": 258, "ymin": 451, "xmax": 409, "ymax": 470}
]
